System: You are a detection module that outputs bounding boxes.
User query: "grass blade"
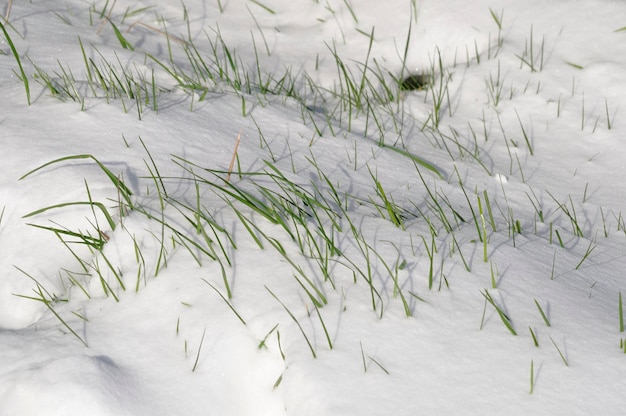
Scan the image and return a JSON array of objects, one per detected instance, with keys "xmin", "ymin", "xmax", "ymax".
[
  {"xmin": 0, "ymin": 21, "xmax": 30, "ymax": 104},
  {"xmin": 529, "ymin": 359, "xmax": 534, "ymax": 394},
  {"xmin": 482, "ymin": 289, "xmax": 517, "ymax": 335},
  {"xmin": 549, "ymin": 335, "xmax": 569, "ymax": 366},
  {"xmin": 619, "ymin": 291, "xmax": 624, "ymax": 332},
  {"xmin": 202, "ymin": 279, "xmax": 246, "ymax": 326},
  {"xmin": 107, "ymin": 18, "xmax": 134, "ymax": 50},
  {"xmin": 380, "ymin": 144, "xmax": 445, "ymax": 180},
  {"xmin": 20, "ymin": 154, "xmax": 133, "ymax": 209},
  {"xmin": 191, "ymin": 327, "xmax": 206, "ymax": 372},
  {"xmin": 12, "ymin": 269, "xmax": 87, "ymax": 347},
  {"xmin": 534, "ymin": 299, "xmax": 551, "ymax": 327},
  {"xmin": 266, "ymin": 286, "xmax": 316, "ymax": 358},
  {"xmin": 22, "ymin": 201, "xmax": 117, "ymax": 231}
]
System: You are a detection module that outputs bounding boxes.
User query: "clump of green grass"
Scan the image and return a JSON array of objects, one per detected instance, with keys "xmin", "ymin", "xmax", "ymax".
[
  {"xmin": 14, "ymin": 267, "xmax": 88, "ymax": 346},
  {"xmin": 19, "ymin": 154, "xmax": 137, "ymax": 303},
  {"xmin": 368, "ymin": 166, "xmax": 405, "ymax": 229},
  {"xmin": 14, "ymin": 3, "xmax": 581, "ymax": 371},
  {"xmin": 422, "ymin": 47, "xmax": 452, "ymax": 130},
  {"xmin": 515, "ymin": 25, "xmax": 545, "ymax": 72}
]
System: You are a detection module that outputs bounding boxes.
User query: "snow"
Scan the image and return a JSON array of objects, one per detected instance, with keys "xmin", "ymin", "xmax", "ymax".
[{"xmin": 2, "ymin": 0, "xmax": 626, "ymax": 414}]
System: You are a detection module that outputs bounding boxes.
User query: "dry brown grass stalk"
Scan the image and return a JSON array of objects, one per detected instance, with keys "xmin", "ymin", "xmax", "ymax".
[
  {"xmin": 4, "ymin": 0, "xmax": 12, "ymax": 22},
  {"xmin": 226, "ymin": 132, "xmax": 242, "ymax": 182}
]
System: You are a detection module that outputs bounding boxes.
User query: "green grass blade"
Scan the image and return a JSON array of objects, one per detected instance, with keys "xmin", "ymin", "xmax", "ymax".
[
  {"xmin": 534, "ymin": 299, "xmax": 551, "ymax": 327},
  {"xmin": 549, "ymin": 335, "xmax": 569, "ymax": 366},
  {"xmin": 107, "ymin": 18, "xmax": 134, "ymax": 50},
  {"xmin": 619, "ymin": 291, "xmax": 624, "ymax": 332},
  {"xmin": 266, "ymin": 286, "xmax": 316, "ymax": 358},
  {"xmin": 13, "ymin": 278, "xmax": 87, "ymax": 346},
  {"xmin": 249, "ymin": 0, "xmax": 275, "ymax": 14},
  {"xmin": 0, "ymin": 21, "xmax": 30, "ymax": 105},
  {"xmin": 26, "ymin": 223, "xmax": 106, "ymax": 249},
  {"xmin": 23, "ymin": 201, "xmax": 117, "ymax": 231},
  {"xmin": 191, "ymin": 327, "xmax": 206, "ymax": 372},
  {"xmin": 202, "ymin": 279, "xmax": 246, "ymax": 325},
  {"xmin": 529, "ymin": 359, "xmax": 534, "ymax": 394},
  {"xmin": 381, "ymin": 143, "xmax": 445, "ymax": 179},
  {"xmin": 19, "ymin": 154, "xmax": 133, "ymax": 209},
  {"xmin": 482, "ymin": 289, "xmax": 517, "ymax": 335}
]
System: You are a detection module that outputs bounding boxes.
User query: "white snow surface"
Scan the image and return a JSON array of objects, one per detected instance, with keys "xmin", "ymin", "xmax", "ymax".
[{"xmin": 2, "ymin": 0, "xmax": 626, "ymax": 414}]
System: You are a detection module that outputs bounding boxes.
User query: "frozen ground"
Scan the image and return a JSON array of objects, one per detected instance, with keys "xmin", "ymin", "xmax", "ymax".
[{"xmin": 1, "ymin": 0, "xmax": 626, "ymax": 414}]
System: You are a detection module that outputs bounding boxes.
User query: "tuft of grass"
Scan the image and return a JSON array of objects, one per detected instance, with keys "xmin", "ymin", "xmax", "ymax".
[
  {"xmin": 486, "ymin": 61, "xmax": 504, "ymax": 106},
  {"xmin": 26, "ymin": 181, "xmax": 117, "ymax": 255},
  {"xmin": 422, "ymin": 47, "xmax": 452, "ymax": 129},
  {"xmin": 13, "ymin": 267, "xmax": 88, "ymax": 346},
  {"xmin": 367, "ymin": 166, "xmax": 404, "ymax": 228},
  {"xmin": 32, "ymin": 59, "xmax": 85, "ymax": 108},
  {"xmin": 547, "ymin": 192, "xmax": 583, "ymax": 238},
  {"xmin": 574, "ymin": 236, "xmax": 596, "ymax": 270},
  {"xmin": 515, "ymin": 25, "xmax": 545, "ymax": 72}
]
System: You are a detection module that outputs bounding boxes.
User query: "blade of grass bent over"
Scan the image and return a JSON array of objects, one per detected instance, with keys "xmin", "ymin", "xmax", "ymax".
[
  {"xmin": 23, "ymin": 201, "xmax": 117, "ymax": 230},
  {"xmin": 380, "ymin": 143, "xmax": 445, "ymax": 180},
  {"xmin": 20, "ymin": 154, "xmax": 133, "ymax": 208}
]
